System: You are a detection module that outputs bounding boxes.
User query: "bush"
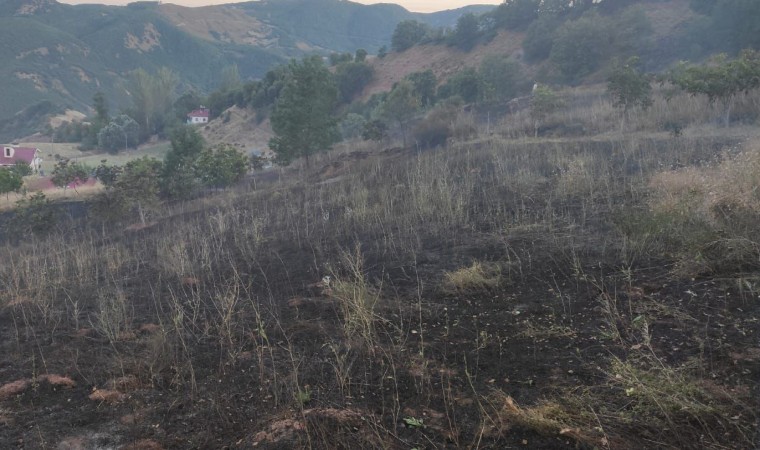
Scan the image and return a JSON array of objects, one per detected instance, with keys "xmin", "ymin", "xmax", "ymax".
[
  {"xmin": 412, "ymin": 118, "xmax": 451, "ymax": 149},
  {"xmin": 9, "ymin": 192, "xmax": 59, "ymax": 236}
]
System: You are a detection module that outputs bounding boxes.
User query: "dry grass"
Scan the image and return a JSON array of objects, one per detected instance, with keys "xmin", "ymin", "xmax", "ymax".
[
  {"xmin": 443, "ymin": 261, "xmax": 501, "ymax": 295},
  {"xmin": 646, "ymin": 138, "xmax": 760, "ymax": 275},
  {"xmin": 330, "ymin": 246, "xmax": 381, "ymax": 346}
]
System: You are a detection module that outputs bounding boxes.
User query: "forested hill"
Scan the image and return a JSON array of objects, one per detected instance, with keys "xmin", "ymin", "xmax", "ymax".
[{"xmin": 0, "ymin": 0, "xmax": 492, "ymax": 142}]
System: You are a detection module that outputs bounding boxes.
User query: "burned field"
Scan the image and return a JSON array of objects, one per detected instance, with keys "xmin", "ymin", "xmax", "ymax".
[{"xmin": 1, "ymin": 116, "xmax": 760, "ymax": 448}]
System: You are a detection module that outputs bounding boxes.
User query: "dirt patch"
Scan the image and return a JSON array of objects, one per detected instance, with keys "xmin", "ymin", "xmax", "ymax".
[
  {"xmin": 49, "ymin": 109, "xmax": 87, "ymax": 128},
  {"xmin": 15, "ymin": 72, "xmax": 46, "ymax": 91},
  {"xmin": 16, "ymin": 47, "xmax": 49, "ymax": 59},
  {"xmin": 125, "ymin": 23, "xmax": 162, "ymax": 53},
  {"xmin": 38, "ymin": 374, "xmax": 76, "ymax": 389},
  {"xmin": 88, "ymin": 388, "xmax": 126, "ymax": 403},
  {"xmin": 158, "ymin": 4, "xmax": 274, "ymax": 46},
  {"xmin": 0, "ymin": 379, "xmax": 30, "ymax": 400},
  {"xmin": 120, "ymin": 438, "xmax": 164, "ymax": 450},
  {"xmin": 199, "ymin": 105, "xmax": 273, "ymax": 152}
]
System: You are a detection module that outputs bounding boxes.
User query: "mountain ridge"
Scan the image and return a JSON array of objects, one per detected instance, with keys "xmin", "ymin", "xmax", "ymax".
[{"xmin": 0, "ymin": 0, "xmax": 493, "ymax": 141}]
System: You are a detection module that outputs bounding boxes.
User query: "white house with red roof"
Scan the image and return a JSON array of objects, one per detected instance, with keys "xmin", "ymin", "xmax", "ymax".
[
  {"xmin": 187, "ymin": 107, "xmax": 210, "ymax": 125},
  {"xmin": 1, "ymin": 146, "xmax": 42, "ymax": 172}
]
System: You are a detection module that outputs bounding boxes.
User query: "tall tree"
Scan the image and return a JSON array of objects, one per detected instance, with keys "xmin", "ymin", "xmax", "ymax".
[
  {"xmin": 92, "ymin": 91, "xmax": 109, "ymax": 128},
  {"xmin": 382, "ymin": 80, "xmax": 420, "ymax": 147},
  {"xmin": 0, "ymin": 168, "xmax": 23, "ymax": 201},
  {"xmin": 161, "ymin": 125, "xmax": 206, "ymax": 199},
  {"xmin": 549, "ymin": 13, "xmax": 613, "ymax": 82},
  {"xmin": 128, "ymin": 67, "xmax": 178, "ymax": 138},
  {"xmin": 492, "ymin": 0, "xmax": 540, "ymax": 30},
  {"xmin": 607, "ymin": 57, "xmax": 652, "ymax": 131},
  {"xmin": 530, "ymin": 85, "xmax": 564, "ymax": 137},
  {"xmin": 219, "ymin": 64, "xmax": 242, "ymax": 93},
  {"xmin": 335, "ymin": 62, "xmax": 375, "ymax": 103},
  {"xmin": 92, "ymin": 157, "xmax": 162, "ymax": 224},
  {"xmin": 51, "ymin": 159, "xmax": 90, "ymax": 194},
  {"xmin": 195, "ymin": 144, "xmax": 249, "ymax": 189},
  {"xmin": 448, "ymin": 13, "xmax": 481, "ymax": 51},
  {"xmin": 479, "ymin": 54, "xmax": 529, "ymax": 104},
  {"xmin": 97, "ymin": 114, "xmax": 140, "ymax": 153},
  {"xmin": 406, "ymin": 70, "xmax": 437, "ymax": 108},
  {"xmin": 269, "ymin": 56, "xmax": 340, "ymax": 166}
]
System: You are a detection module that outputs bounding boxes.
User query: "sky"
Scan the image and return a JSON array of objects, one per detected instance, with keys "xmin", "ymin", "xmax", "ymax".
[{"xmin": 59, "ymin": 0, "xmax": 502, "ymax": 13}]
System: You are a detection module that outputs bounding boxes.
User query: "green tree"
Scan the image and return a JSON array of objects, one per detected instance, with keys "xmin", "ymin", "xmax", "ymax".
[
  {"xmin": 173, "ymin": 90, "xmax": 204, "ymax": 122},
  {"xmin": 340, "ymin": 113, "xmax": 367, "ymax": 140},
  {"xmin": 550, "ymin": 13, "xmax": 612, "ymax": 82},
  {"xmin": 391, "ymin": 20, "xmax": 429, "ymax": 52},
  {"xmin": 10, "ymin": 192, "xmax": 58, "ymax": 236},
  {"xmin": 11, "ymin": 161, "xmax": 33, "ymax": 177},
  {"xmin": 0, "ymin": 168, "xmax": 23, "ymax": 201},
  {"xmin": 97, "ymin": 115, "xmax": 140, "ymax": 153},
  {"xmin": 329, "ymin": 52, "xmax": 353, "ymax": 66},
  {"xmin": 219, "ymin": 64, "xmax": 242, "ymax": 93},
  {"xmin": 335, "ymin": 61, "xmax": 375, "ymax": 103},
  {"xmin": 448, "ymin": 13, "xmax": 481, "ymax": 51},
  {"xmin": 161, "ymin": 125, "xmax": 205, "ymax": 199},
  {"xmin": 530, "ymin": 85, "xmax": 564, "ymax": 137},
  {"xmin": 269, "ymin": 56, "xmax": 340, "ymax": 166},
  {"xmin": 92, "ymin": 157, "xmax": 162, "ymax": 224},
  {"xmin": 355, "ymin": 48, "xmax": 368, "ymax": 62},
  {"xmin": 92, "ymin": 91, "xmax": 109, "ymax": 128},
  {"xmin": 51, "ymin": 159, "xmax": 90, "ymax": 194},
  {"xmin": 81, "ymin": 92, "xmax": 110, "ymax": 150},
  {"xmin": 362, "ymin": 119, "xmax": 388, "ymax": 141},
  {"xmin": 382, "ymin": 80, "xmax": 420, "ymax": 147},
  {"xmin": 668, "ymin": 50, "xmax": 760, "ymax": 126},
  {"xmin": 406, "ymin": 70, "xmax": 437, "ymax": 108},
  {"xmin": 522, "ymin": 14, "xmax": 561, "ymax": 62},
  {"xmin": 479, "ymin": 54, "xmax": 529, "ymax": 104},
  {"xmin": 117, "ymin": 157, "xmax": 163, "ymax": 224},
  {"xmin": 607, "ymin": 57, "xmax": 652, "ymax": 131},
  {"xmin": 438, "ymin": 68, "xmax": 480, "ymax": 104},
  {"xmin": 194, "ymin": 144, "xmax": 249, "ymax": 189},
  {"xmin": 94, "ymin": 160, "xmax": 123, "ymax": 188},
  {"xmin": 128, "ymin": 67, "xmax": 178, "ymax": 139},
  {"xmin": 492, "ymin": 0, "xmax": 540, "ymax": 31}
]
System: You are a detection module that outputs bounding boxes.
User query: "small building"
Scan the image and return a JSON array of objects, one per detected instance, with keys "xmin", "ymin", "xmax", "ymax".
[
  {"xmin": 0, "ymin": 146, "xmax": 42, "ymax": 172},
  {"xmin": 187, "ymin": 107, "xmax": 210, "ymax": 125}
]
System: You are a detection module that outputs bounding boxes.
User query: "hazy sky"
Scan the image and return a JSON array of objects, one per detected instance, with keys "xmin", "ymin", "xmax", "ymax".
[{"xmin": 59, "ymin": 0, "xmax": 502, "ymax": 13}]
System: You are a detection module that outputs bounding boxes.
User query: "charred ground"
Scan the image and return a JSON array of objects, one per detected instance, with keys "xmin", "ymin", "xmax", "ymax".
[{"xmin": 1, "ymin": 86, "xmax": 759, "ymax": 449}]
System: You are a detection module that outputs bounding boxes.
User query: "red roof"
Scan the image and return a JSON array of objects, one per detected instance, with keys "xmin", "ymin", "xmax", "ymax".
[
  {"xmin": 187, "ymin": 108, "xmax": 210, "ymax": 118},
  {"xmin": 0, "ymin": 147, "xmax": 38, "ymax": 166}
]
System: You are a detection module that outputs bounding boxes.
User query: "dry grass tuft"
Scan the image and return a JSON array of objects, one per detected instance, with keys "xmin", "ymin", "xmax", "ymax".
[
  {"xmin": 88, "ymin": 388, "xmax": 126, "ymax": 403},
  {"xmin": 0, "ymin": 379, "xmax": 31, "ymax": 400},
  {"xmin": 443, "ymin": 261, "xmax": 501, "ymax": 295}
]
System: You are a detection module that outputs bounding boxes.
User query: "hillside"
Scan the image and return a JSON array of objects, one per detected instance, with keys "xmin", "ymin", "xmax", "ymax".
[
  {"xmin": 363, "ymin": 29, "xmax": 526, "ymax": 99},
  {"xmin": 0, "ymin": 0, "xmax": 491, "ymax": 142},
  {"xmin": 363, "ymin": 0, "xmax": 697, "ymax": 98},
  {"xmin": 1, "ymin": 80, "xmax": 759, "ymax": 448}
]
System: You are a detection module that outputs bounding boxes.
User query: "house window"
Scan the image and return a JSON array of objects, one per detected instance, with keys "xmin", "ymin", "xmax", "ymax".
[{"xmin": 4, "ymin": 147, "xmax": 11, "ymax": 158}]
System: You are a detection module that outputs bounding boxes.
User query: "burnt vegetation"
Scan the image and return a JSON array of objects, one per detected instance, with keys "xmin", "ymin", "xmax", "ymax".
[{"xmin": 1, "ymin": 1, "xmax": 760, "ymax": 449}]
